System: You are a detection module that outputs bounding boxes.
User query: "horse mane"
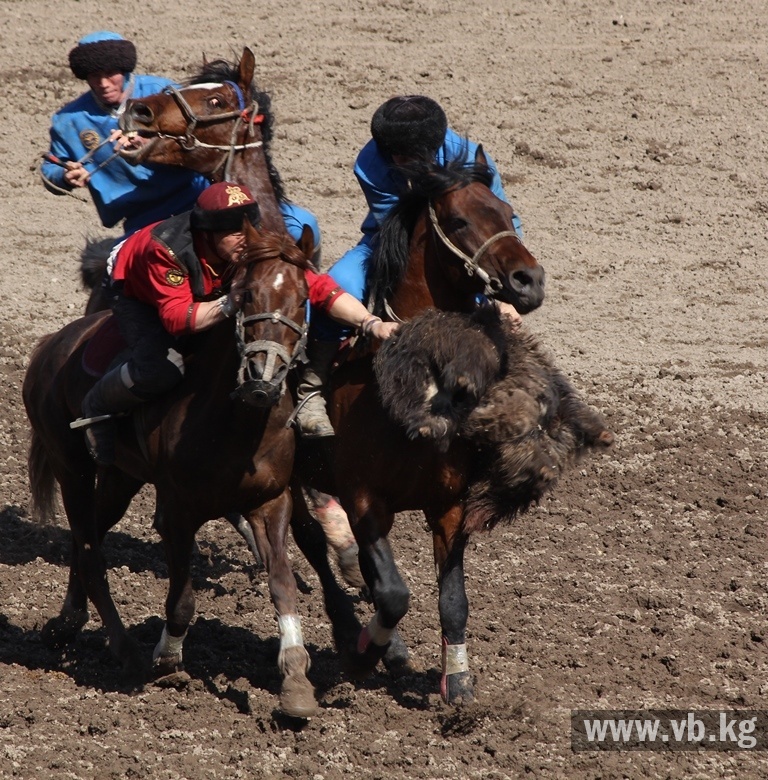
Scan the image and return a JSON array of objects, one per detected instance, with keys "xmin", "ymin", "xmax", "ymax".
[
  {"xmin": 366, "ymin": 157, "xmax": 495, "ymax": 316},
  {"xmin": 244, "ymin": 230, "xmax": 313, "ymax": 272},
  {"xmin": 187, "ymin": 59, "xmax": 287, "ymax": 204}
]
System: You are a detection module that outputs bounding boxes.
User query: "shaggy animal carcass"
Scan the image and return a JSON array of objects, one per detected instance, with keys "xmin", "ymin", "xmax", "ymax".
[{"xmin": 374, "ymin": 307, "xmax": 614, "ymax": 532}]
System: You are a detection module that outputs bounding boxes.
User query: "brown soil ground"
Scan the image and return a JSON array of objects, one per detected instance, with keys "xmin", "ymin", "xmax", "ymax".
[{"xmin": 2, "ymin": 0, "xmax": 768, "ymax": 777}]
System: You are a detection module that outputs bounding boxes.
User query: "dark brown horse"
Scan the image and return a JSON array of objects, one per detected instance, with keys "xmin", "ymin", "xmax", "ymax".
[
  {"xmin": 293, "ymin": 156, "xmax": 608, "ymax": 705},
  {"xmin": 23, "ymin": 221, "xmax": 321, "ymax": 718}
]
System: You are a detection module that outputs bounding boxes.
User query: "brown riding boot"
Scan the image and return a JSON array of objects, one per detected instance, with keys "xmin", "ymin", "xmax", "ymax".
[
  {"xmin": 295, "ymin": 339, "xmax": 338, "ymax": 438},
  {"xmin": 79, "ymin": 363, "xmax": 144, "ymax": 466}
]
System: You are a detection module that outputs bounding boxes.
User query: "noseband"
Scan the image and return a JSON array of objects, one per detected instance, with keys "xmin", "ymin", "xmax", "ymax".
[
  {"xmin": 156, "ymin": 83, "xmax": 265, "ymax": 179},
  {"xmin": 428, "ymin": 203, "xmax": 520, "ymax": 296},
  {"xmin": 231, "ymin": 308, "xmax": 308, "ymax": 408}
]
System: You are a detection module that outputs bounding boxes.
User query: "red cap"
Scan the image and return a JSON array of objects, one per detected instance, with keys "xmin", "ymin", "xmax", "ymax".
[{"xmin": 191, "ymin": 182, "xmax": 261, "ymax": 232}]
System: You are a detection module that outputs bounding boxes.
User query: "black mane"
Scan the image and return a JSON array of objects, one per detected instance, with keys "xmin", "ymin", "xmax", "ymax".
[
  {"xmin": 186, "ymin": 59, "xmax": 287, "ymax": 204},
  {"xmin": 366, "ymin": 157, "xmax": 494, "ymax": 315}
]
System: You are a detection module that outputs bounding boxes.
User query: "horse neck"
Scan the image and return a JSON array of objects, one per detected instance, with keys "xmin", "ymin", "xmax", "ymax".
[
  {"xmin": 389, "ymin": 214, "xmax": 478, "ymax": 319},
  {"xmin": 216, "ymin": 140, "xmax": 286, "ymax": 234}
]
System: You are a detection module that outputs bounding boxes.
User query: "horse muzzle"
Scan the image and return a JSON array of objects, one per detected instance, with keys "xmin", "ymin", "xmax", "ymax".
[{"xmin": 231, "ymin": 377, "xmax": 284, "ymax": 408}]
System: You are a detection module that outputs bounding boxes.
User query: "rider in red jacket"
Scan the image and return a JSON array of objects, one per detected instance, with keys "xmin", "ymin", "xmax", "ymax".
[{"xmin": 78, "ymin": 182, "xmax": 396, "ymax": 465}]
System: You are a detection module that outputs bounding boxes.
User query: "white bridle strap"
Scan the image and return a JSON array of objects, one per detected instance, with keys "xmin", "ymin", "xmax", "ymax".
[{"xmin": 428, "ymin": 203, "xmax": 519, "ymax": 295}]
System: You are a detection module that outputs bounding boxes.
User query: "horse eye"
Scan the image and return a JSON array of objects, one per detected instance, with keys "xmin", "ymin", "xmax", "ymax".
[
  {"xmin": 208, "ymin": 97, "xmax": 222, "ymax": 109},
  {"xmin": 445, "ymin": 217, "xmax": 467, "ymax": 233}
]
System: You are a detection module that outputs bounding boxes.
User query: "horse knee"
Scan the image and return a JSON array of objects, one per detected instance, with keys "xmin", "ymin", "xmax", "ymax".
[{"xmin": 377, "ymin": 580, "xmax": 410, "ymax": 627}]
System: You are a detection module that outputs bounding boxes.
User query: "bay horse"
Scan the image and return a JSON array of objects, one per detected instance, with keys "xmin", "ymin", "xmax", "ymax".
[
  {"xmin": 107, "ymin": 48, "xmax": 362, "ymax": 584},
  {"xmin": 291, "ymin": 156, "xmax": 607, "ymax": 705},
  {"xmin": 23, "ymin": 220, "xmax": 322, "ymax": 718}
]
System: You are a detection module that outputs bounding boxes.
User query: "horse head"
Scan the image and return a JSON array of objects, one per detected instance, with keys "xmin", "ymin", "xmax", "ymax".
[
  {"xmin": 119, "ymin": 48, "xmax": 275, "ymax": 185},
  {"xmin": 369, "ymin": 150, "xmax": 545, "ymax": 319},
  {"xmin": 427, "ymin": 147, "xmax": 545, "ymax": 314},
  {"xmin": 229, "ymin": 219, "xmax": 311, "ymax": 408}
]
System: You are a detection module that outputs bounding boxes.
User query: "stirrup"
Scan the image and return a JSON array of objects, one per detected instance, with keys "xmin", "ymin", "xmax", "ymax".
[{"xmin": 70, "ymin": 413, "xmax": 116, "ymax": 430}]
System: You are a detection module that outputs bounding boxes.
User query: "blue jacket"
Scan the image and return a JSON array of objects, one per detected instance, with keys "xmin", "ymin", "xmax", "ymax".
[
  {"xmin": 353, "ymin": 127, "xmax": 520, "ymax": 238},
  {"xmin": 43, "ymin": 74, "xmax": 208, "ymax": 235}
]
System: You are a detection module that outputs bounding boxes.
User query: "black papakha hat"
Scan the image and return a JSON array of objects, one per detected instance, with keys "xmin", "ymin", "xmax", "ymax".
[
  {"xmin": 190, "ymin": 182, "xmax": 261, "ymax": 232},
  {"xmin": 69, "ymin": 31, "xmax": 137, "ymax": 80},
  {"xmin": 370, "ymin": 95, "xmax": 448, "ymax": 159}
]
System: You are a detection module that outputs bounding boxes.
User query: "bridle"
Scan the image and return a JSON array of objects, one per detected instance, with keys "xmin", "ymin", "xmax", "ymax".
[
  {"xmin": 427, "ymin": 202, "xmax": 521, "ymax": 297},
  {"xmin": 156, "ymin": 81, "xmax": 265, "ymax": 180},
  {"xmin": 230, "ymin": 276, "xmax": 309, "ymax": 409}
]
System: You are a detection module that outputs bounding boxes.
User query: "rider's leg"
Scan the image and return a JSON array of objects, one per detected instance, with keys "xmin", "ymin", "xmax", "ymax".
[{"xmin": 295, "ymin": 239, "xmax": 372, "ymax": 438}]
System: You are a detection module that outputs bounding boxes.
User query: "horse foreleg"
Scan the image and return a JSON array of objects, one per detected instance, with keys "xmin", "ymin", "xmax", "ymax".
[
  {"xmin": 346, "ymin": 502, "xmax": 410, "ymax": 679},
  {"xmin": 247, "ymin": 490, "xmax": 318, "ymax": 719},
  {"xmin": 153, "ymin": 507, "xmax": 196, "ymax": 679},
  {"xmin": 431, "ymin": 506, "xmax": 473, "ymax": 705}
]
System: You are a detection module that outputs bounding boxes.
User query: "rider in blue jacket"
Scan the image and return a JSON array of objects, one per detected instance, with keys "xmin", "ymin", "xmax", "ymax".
[
  {"xmin": 297, "ymin": 95, "xmax": 525, "ymax": 438},
  {"xmin": 322, "ymin": 95, "xmax": 524, "ymax": 310},
  {"xmin": 41, "ymin": 31, "xmax": 209, "ymax": 238}
]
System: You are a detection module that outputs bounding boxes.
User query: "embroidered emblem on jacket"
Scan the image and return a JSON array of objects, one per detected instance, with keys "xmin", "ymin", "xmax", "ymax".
[
  {"xmin": 80, "ymin": 130, "xmax": 101, "ymax": 151},
  {"xmin": 165, "ymin": 268, "xmax": 186, "ymax": 287}
]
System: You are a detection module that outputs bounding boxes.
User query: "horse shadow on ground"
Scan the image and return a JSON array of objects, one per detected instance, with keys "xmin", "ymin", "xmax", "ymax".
[{"xmin": 0, "ymin": 504, "xmax": 258, "ymax": 583}]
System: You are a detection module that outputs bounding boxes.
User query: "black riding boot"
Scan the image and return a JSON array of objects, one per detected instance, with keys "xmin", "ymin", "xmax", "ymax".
[{"xmin": 80, "ymin": 363, "xmax": 144, "ymax": 466}]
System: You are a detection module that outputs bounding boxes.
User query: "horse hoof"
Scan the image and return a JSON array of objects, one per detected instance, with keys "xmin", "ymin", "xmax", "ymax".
[
  {"xmin": 383, "ymin": 631, "xmax": 421, "ymax": 676},
  {"xmin": 342, "ymin": 635, "xmax": 389, "ymax": 680},
  {"xmin": 441, "ymin": 670, "xmax": 475, "ymax": 705},
  {"xmin": 280, "ymin": 674, "xmax": 318, "ymax": 719},
  {"xmin": 40, "ymin": 610, "xmax": 88, "ymax": 650},
  {"xmin": 152, "ymin": 653, "xmax": 184, "ymax": 679},
  {"xmin": 153, "ymin": 669, "xmax": 191, "ymax": 690}
]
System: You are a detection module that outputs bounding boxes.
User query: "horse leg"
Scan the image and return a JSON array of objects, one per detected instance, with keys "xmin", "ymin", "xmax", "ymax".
[
  {"xmin": 289, "ymin": 481, "xmax": 361, "ymax": 655},
  {"xmin": 247, "ymin": 490, "xmax": 318, "ymax": 719},
  {"xmin": 152, "ymin": 505, "xmax": 196, "ymax": 680},
  {"xmin": 345, "ymin": 501, "xmax": 410, "ymax": 679},
  {"xmin": 224, "ymin": 513, "xmax": 265, "ymax": 572},
  {"xmin": 430, "ymin": 505, "xmax": 474, "ymax": 704},
  {"xmin": 41, "ymin": 468, "xmax": 143, "ymax": 657},
  {"xmin": 304, "ymin": 487, "xmax": 364, "ymax": 588},
  {"xmin": 53, "ymin": 469, "xmax": 145, "ymax": 682}
]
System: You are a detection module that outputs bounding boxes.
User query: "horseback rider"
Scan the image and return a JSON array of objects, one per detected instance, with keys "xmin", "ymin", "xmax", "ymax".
[
  {"xmin": 41, "ymin": 31, "xmax": 208, "ymax": 238},
  {"xmin": 78, "ymin": 181, "xmax": 397, "ymax": 466},
  {"xmin": 295, "ymin": 94, "xmax": 525, "ymax": 438},
  {"xmin": 41, "ymin": 31, "xmax": 322, "ymax": 250}
]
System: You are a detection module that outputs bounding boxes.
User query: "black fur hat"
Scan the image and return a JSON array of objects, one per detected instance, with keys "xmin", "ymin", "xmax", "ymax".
[
  {"xmin": 69, "ymin": 31, "xmax": 137, "ymax": 80},
  {"xmin": 370, "ymin": 95, "xmax": 448, "ymax": 159}
]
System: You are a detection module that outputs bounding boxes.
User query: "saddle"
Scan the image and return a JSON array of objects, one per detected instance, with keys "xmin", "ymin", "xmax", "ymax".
[{"xmin": 81, "ymin": 315, "xmax": 127, "ymax": 377}]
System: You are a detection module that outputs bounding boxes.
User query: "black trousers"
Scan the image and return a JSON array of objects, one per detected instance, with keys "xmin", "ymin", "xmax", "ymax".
[{"xmin": 109, "ymin": 286, "xmax": 185, "ymax": 398}]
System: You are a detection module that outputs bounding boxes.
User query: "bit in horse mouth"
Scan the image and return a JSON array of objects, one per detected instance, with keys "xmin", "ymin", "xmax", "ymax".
[{"xmin": 118, "ymin": 132, "xmax": 157, "ymax": 161}]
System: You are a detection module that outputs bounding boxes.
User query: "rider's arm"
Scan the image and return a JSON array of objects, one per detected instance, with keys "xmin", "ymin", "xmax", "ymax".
[{"xmin": 306, "ymin": 269, "xmax": 398, "ymax": 339}]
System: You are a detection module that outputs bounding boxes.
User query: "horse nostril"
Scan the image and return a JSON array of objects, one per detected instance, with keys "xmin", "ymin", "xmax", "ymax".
[
  {"xmin": 130, "ymin": 103, "xmax": 154, "ymax": 124},
  {"xmin": 509, "ymin": 269, "xmax": 532, "ymax": 292}
]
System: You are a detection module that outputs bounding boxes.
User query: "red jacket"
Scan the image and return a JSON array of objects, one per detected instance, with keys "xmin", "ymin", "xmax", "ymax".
[{"xmin": 111, "ymin": 222, "xmax": 342, "ymax": 335}]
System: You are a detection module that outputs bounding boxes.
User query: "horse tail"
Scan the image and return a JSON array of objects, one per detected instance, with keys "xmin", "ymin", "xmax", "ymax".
[{"xmin": 27, "ymin": 428, "xmax": 58, "ymax": 523}]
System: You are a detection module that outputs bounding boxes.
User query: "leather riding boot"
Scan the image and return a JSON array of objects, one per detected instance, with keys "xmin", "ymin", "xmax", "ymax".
[
  {"xmin": 295, "ymin": 339, "xmax": 338, "ymax": 438},
  {"xmin": 80, "ymin": 363, "xmax": 144, "ymax": 466}
]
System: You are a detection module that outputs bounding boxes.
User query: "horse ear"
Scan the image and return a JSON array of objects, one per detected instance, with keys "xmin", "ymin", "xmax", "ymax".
[
  {"xmin": 243, "ymin": 216, "xmax": 260, "ymax": 246},
  {"xmin": 474, "ymin": 144, "xmax": 489, "ymax": 167},
  {"xmin": 202, "ymin": 52, "xmax": 209, "ymax": 67},
  {"xmin": 238, "ymin": 47, "xmax": 256, "ymax": 89},
  {"xmin": 297, "ymin": 224, "xmax": 315, "ymax": 262}
]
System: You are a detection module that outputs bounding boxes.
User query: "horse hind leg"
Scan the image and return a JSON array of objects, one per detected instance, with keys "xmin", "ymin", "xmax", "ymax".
[
  {"xmin": 304, "ymin": 487, "xmax": 364, "ymax": 589},
  {"xmin": 50, "ymin": 469, "xmax": 146, "ymax": 683}
]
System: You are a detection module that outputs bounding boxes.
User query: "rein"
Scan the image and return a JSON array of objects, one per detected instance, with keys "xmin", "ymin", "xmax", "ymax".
[
  {"xmin": 427, "ymin": 203, "xmax": 520, "ymax": 297},
  {"xmin": 159, "ymin": 84, "xmax": 265, "ymax": 179}
]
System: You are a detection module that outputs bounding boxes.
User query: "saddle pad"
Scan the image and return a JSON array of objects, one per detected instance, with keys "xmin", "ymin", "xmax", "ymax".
[{"xmin": 82, "ymin": 315, "xmax": 127, "ymax": 378}]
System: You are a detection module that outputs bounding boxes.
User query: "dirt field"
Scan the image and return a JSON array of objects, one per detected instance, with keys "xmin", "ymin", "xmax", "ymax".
[{"xmin": 2, "ymin": 0, "xmax": 768, "ymax": 777}]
